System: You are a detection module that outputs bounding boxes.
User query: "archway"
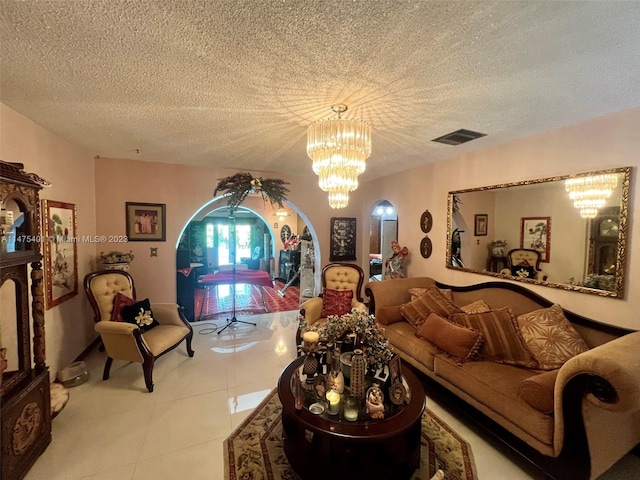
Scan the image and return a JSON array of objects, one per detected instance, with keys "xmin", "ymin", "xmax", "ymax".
[
  {"xmin": 175, "ymin": 194, "xmax": 321, "ymax": 321},
  {"xmin": 368, "ymin": 200, "xmax": 398, "ymax": 281}
]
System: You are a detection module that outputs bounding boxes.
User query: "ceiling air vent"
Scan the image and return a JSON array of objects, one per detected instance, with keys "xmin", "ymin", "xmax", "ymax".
[{"xmin": 432, "ymin": 129, "xmax": 486, "ymax": 146}]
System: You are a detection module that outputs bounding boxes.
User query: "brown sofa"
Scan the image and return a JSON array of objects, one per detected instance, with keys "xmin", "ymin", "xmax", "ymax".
[{"xmin": 365, "ymin": 277, "xmax": 640, "ymax": 480}]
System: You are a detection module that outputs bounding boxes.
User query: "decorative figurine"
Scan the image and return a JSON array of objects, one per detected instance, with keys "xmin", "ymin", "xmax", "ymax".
[
  {"xmin": 383, "ymin": 240, "xmax": 409, "ymax": 279},
  {"xmin": 365, "ymin": 384, "xmax": 385, "ymax": 419}
]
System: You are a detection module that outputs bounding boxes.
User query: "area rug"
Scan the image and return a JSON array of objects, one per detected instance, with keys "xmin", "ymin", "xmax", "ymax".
[
  {"xmin": 194, "ymin": 280, "xmax": 300, "ymax": 320},
  {"xmin": 224, "ymin": 388, "xmax": 478, "ymax": 480}
]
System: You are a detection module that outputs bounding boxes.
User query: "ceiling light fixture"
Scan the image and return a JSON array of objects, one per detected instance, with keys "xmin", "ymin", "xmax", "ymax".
[
  {"xmin": 307, "ymin": 104, "xmax": 371, "ymax": 209},
  {"xmin": 565, "ymin": 174, "xmax": 618, "ymax": 219},
  {"xmin": 274, "ymin": 208, "xmax": 290, "ymax": 221}
]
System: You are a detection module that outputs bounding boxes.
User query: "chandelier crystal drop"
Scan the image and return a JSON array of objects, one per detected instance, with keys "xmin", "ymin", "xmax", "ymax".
[
  {"xmin": 328, "ymin": 190, "xmax": 350, "ymax": 209},
  {"xmin": 307, "ymin": 104, "xmax": 371, "ymax": 209},
  {"xmin": 565, "ymin": 174, "xmax": 618, "ymax": 219}
]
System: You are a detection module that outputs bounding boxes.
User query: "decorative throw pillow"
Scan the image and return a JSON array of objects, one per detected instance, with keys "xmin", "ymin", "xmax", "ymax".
[
  {"xmin": 438, "ymin": 289, "xmax": 454, "ymax": 302},
  {"xmin": 415, "ymin": 313, "xmax": 483, "ymax": 363},
  {"xmin": 400, "ymin": 286, "xmax": 463, "ymax": 328},
  {"xmin": 409, "ymin": 288, "xmax": 454, "ymax": 302},
  {"xmin": 376, "ymin": 305, "xmax": 404, "ymax": 326},
  {"xmin": 449, "ymin": 307, "xmax": 537, "ymax": 368},
  {"xmin": 460, "ymin": 299, "xmax": 491, "ymax": 314},
  {"xmin": 511, "ymin": 265, "xmax": 535, "ymax": 278},
  {"xmin": 321, "ymin": 289, "xmax": 354, "ymax": 318},
  {"xmin": 409, "ymin": 288, "xmax": 428, "ymax": 301},
  {"xmin": 516, "ymin": 304, "xmax": 589, "ymax": 370},
  {"xmin": 519, "ymin": 369, "xmax": 560, "ymax": 414},
  {"xmin": 121, "ymin": 298, "xmax": 159, "ymax": 332},
  {"xmin": 110, "ymin": 292, "xmax": 136, "ymax": 322}
]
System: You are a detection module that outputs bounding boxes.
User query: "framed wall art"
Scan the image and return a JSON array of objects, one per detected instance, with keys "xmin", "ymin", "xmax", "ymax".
[
  {"xmin": 420, "ymin": 210, "xmax": 433, "ymax": 233},
  {"xmin": 42, "ymin": 200, "xmax": 78, "ymax": 309},
  {"xmin": 521, "ymin": 216, "xmax": 551, "ymax": 262},
  {"xmin": 474, "ymin": 214, "xmax": 488, "ymax": 236},
  {"xmin": 330, "ymin": 217, "xmax": 356, "ymax": 261},
  {"xmin": 126, "ymin": 202, "xmax": 166, "ymax": 241}
]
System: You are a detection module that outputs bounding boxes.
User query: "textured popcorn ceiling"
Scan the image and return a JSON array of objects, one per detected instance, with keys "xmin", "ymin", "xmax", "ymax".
[{"xmin": 1, "ymin": 1, "xmax": 639, "ymax": 180}]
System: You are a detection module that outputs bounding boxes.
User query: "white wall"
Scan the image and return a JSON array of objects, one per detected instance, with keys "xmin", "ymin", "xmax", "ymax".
[{"xmin": 358, "ymin": 107, "xmax": 640, "ymax": 330}]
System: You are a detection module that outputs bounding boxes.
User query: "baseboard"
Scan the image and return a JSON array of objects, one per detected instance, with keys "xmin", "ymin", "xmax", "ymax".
[{"xmin": 74, "ymin": 336, "xmax": 102, "ymax": 361}]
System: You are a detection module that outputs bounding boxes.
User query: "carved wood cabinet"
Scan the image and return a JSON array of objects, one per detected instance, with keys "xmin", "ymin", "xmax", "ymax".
[{"xmin": 1, "ymin": 161, "xmax": 51, "ymax": 480}]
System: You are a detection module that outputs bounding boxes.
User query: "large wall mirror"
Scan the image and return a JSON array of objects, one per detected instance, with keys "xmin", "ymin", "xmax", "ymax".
[{"xmin": 446, "ymin": 167, "xmax": 631, "ymax": 298}]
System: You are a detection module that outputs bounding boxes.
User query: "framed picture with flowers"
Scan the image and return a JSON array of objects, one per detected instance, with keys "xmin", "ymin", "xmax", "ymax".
[
  {"xmin": 330, "ymin": 217, "xmax": 356, "ymax": 261},
  {"xmin": 42, "ymin": 200, "xmax": 78, "ymax": 309},
  {"xmin": 521, "ymin": 216, "xmax": 551, "ymax": 262}
]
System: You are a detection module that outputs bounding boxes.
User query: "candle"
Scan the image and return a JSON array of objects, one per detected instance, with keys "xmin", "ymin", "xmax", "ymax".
[
  {"xmin": 303, "ymin": 331, "xmax": 319, "ymax": 344},
  {"xmin": 326, "ymin": 390, "xmax": 341, "ymax": 415}
]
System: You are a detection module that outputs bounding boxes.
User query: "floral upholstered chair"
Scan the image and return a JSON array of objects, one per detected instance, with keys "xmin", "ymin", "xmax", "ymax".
[
  {"xmin": 300, "ymin": 263, "xmax": 367, "ymax": 327},
  {"xmin": 84, "ymin": 270, "xmax": 194, "ymax": 392},
  {"xmin": 500, "ymin": 248, "xmax": 549, "ymax": 281}
]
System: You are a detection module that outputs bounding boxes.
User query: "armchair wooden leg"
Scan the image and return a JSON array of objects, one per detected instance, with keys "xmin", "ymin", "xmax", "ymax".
[
  {"xmin": 142, "ymin": 357, "xmax": 155, "ymax": 393},
  {"xmin": 103, "ymin": 357, "xmax": 113, "ymax": 380},
  {"xmin": 186, "ymin": 332, "xmax": 195, "ymax": 358}
]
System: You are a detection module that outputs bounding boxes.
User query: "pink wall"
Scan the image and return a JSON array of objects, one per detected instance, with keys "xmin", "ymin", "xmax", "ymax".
[
  {"xmin": 359, "ymin": 107, "xmax": 640, "ymax": 330},
  {"xmin": 2, "ymin": 101, "xmax": 639, "ymax": 382},
  {"xmin": 93, "ymin": 161, "xmax": 357, "ymax": 301},
  {"xmin": 1, "ymin": 104, "xmax": 97, "ymax": 379}
]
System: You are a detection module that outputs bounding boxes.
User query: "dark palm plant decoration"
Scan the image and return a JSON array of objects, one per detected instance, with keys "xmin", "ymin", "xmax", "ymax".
[{"xmin": 214, "ymin": 172, "xmax": 290, "ymax": 211}]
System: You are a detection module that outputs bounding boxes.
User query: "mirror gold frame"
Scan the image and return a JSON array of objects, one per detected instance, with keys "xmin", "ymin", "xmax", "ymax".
[{"xmin": 446, "ymin": 167, "xmax": 631, "ymax": 298}]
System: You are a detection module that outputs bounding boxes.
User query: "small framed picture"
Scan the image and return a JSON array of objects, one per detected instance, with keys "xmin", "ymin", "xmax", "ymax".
[
  {"xmin": 389, "ymin": 355, "xmax": 402, "ymax": 384},
  {"xmin": 474, "ymin": 214, "xmax": 488, "ymax": 236},
  {"xmin": 330, "ymin": 217, "xmax": 357, "ymax": 261},
  {"xmin": 125, "ymin": 202, "xmax": 166, "ymax": 241}
]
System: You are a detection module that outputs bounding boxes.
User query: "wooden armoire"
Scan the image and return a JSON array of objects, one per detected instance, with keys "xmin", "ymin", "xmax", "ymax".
[{"xmin": 0, "ymin": 161, "xmax": 51, "ymax": 480}]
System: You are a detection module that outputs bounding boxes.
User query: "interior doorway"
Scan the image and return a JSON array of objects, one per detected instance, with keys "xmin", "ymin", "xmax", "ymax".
[
  {"xmin": 369, "ymin": 200, "xmax": 398, "ymax": 281},
  {"xmin": 175, "ymin": 195, "xmax": 322, "ymax": 322}
]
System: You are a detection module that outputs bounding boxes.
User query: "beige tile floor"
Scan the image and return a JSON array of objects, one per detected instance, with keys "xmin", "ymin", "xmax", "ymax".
[{"xmin": 26, "ymin": 310, "xmax": 639, "ymax": 480}]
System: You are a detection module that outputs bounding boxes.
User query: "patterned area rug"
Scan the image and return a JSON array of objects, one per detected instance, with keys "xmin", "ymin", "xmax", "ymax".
[
  {"xmin": 194, "ymin": 280, "xmax": 300, "ymax": 320},
  {"xmin": 224, "ymin": 388, "xmax": 478, "ymax": 480}
]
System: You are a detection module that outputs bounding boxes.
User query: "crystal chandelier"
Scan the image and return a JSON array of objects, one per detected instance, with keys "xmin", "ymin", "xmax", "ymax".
[
  {"xmin": 565, "ymin": 174, "xmax": 618, "ymax": 218},
  {"xmin": 307, "ymin": 105, "xmax": 371, "ymax": 209},
  {"xmin": 274, "ymin": 208, "xmax": 289, "ymax": 221}
]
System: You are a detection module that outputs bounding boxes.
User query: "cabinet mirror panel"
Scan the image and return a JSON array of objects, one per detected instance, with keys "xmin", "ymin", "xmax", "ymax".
[{"xmin": 446, "ymin": 167, "xmax": 631, "ymax": 298}]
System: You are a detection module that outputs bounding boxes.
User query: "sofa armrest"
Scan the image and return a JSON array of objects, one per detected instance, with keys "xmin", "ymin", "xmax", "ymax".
[
  {"xmin": 300, "ymin": 297, "xmax": 324, "ymax": 326},
  {"xmin": 552, "ymin": 331, "xmax": 640, "ymax": 475},
  {"xmin": 365, "ymin": 277, "xmax": 436, "ymax": 314},
  {"xmin": 557, "ymin": 331, "xmax": 640, "ymax": 415}
]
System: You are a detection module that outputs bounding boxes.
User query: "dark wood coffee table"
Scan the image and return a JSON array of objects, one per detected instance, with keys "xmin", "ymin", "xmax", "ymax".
[{"xmin": 277, "ymin": 356, "xmax": 425, "ymax": 480}]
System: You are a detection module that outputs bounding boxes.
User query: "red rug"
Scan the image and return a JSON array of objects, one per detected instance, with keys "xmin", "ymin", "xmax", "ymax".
[{"xmin": 193, "ymin": 280, "xmax": 300, "ymax": 320}]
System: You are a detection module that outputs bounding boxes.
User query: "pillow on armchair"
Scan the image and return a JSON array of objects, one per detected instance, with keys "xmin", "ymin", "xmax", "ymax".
[
  {"xmin": 321, "ymin": 289, "xmax": 354, "ymax": 318},
  {"xmin": 511, "ymin": 265, "xmax": 536, "ymax": 278}
]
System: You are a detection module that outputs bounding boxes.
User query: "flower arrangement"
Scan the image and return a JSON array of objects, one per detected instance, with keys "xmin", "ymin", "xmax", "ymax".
[
  {"xmin": 300, "ymin": 309, "xmax": 394, "ymax": 370},
  {"xmin": 214, "ymin": 172, "xmax": 290, "ymax": 211},
  {"xmin": 284, "ymin": 234, "xmax": 299, "ymax": 251},
  {"xmin": 100, "ymin": 250, "xmax": 135, "ymax": 264}
]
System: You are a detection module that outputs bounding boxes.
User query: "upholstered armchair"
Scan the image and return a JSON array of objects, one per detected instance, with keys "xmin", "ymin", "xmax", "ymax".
[
  {"xmin": 500, "ymin": 248, "xmax": 549, "ymax": 281},
  {"xmin": 299, "ymin": 263, "xmax": 367, "ymax": 327},
  {"xmin": 84, "ymin": 270, "xmax": 194, "ymax": 392}
]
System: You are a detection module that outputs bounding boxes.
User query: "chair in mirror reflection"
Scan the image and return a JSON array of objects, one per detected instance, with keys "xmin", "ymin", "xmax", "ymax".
[{"xmin": 499, "ymin": 249, "xmax": 548, "ymax": 281}]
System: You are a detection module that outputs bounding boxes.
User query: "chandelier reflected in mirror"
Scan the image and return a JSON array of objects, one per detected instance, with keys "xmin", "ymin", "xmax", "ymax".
[
  {"xmin": 307, "ymin": 104, "xmax": 371, "ymax": 209},
  {"xmin": 565, "ymin": 174, "xmax": 618, "ymax": 218}
]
